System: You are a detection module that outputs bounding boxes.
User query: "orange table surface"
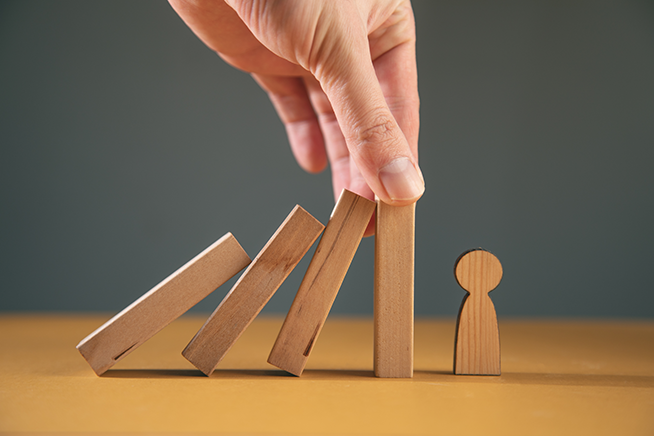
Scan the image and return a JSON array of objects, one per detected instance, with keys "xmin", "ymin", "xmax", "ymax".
[{"xmin": 1, "ymin": 314, "xmax": 653, "ymax": 435}]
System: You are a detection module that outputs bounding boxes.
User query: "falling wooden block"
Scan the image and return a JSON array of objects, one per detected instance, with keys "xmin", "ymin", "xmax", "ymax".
[
  {"xmin": 374, "ymin": 199, "xmax": 415, "ymax": 378},
  {"xmin": 268, "ymin": 189, "xmax": 375, "ymax": 376},
  {"xmin": 454, "ymin": 248, "xmax": 503, "ymax": 375},
  {"xmin": 182, "ymin": 205, "xmax": 324, "ymax": 375},
  {"xmin": 76, "ymin": 233, "xmax": 251, "ymax": 376}
]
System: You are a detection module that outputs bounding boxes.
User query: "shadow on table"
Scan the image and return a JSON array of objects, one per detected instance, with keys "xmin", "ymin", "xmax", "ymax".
[
  {"xmin": 414, "ymin": 370, "xmax": 654, "ymax": 388},
  {"xmin": 102, "ymin": 368, "xmax": 376, "ymax": 380},
  {"xmin": 101, "ymin": 369, "xmax": 652, "ymax": 387},
  {"xmin": 103, "ymin": 369, "xmax": 207, "ymax": 378}
]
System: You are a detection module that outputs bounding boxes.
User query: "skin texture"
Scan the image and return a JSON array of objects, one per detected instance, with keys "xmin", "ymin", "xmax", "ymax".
[{"xmin": 169, "ymin": 0, "xmax": 424, "ymax": 235}]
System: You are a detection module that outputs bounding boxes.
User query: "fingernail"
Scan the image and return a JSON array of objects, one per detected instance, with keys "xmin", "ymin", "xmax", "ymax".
[{"xmin": 378, "ymin": 158, "xmax": 425, "ymax": 202}]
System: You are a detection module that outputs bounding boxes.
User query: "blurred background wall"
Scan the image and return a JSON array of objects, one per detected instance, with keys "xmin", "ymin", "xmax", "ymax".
[{"xmin": 1, "ymin": 1, "xmax": 653, "ymax": 318}]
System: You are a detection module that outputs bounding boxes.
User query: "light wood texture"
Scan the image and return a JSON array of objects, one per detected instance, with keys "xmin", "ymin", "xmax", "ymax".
[
  {"xmin": 4, "ymin": 315, "xmax": 654, "ymax": 435},
  {"xmin": 75, "ymin": 233, "xmax": 250, "ymax": 376},
  {"xmin": 183, "ymin": 205, "xmax": 324, "ymax": 375},
  {"xmin": 374, "ymin": 199, "xmax": 415, "ymax": 378},
  {"xmin": 268, "ymin": 189, "xmax": 375, "ymax": 376},
  {"xmin": 454, "ymin": 249, "xmax": 503, "ymax": 375}
]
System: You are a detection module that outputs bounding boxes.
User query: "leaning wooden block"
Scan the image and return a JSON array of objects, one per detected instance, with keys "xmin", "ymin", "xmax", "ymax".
[
  {"xmin": 182, "ymin": 205, "xmax": 324, "ymax": 376},
  {"xmin": 374, "ymin": 199, "xmax": 415, "ymax": 378},
  {"xmin": 268, "ymin": 189, "xmax": 375, "ymax": 376},
  {"xmin": 76, "ymin": 233, "xmax": 251, "ymax": 376}
]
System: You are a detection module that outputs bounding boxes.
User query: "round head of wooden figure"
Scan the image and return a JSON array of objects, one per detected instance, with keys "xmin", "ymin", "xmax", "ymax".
[{"xmin": 454, "ymin": 249, "xmax": 503, "ymax": 295}]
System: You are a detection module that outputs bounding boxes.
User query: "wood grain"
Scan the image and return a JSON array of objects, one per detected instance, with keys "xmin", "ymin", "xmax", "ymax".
[
  {"xmin": 267, "ymin": 189, "xmax": 376, "ymax": 376},
  {"xmin": 454, "ymin": 249, "xmax": 503, "ymax": 375},
  {"xmin": 76, "ymin": 233, "xmax": 251, "ymax": 376},
  {"xmin": 374, "ymin": 199, "xmax": 415, "ymax": 377},
  {"xmin": 183, "ymin": 205, "xmax": 324, "ymax": 375}
]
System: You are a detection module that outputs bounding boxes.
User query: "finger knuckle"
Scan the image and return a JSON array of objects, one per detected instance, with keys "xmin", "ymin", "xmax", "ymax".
[{"xmin": 353, "ymin": 112, "xmax": 397, "ymax": 150}]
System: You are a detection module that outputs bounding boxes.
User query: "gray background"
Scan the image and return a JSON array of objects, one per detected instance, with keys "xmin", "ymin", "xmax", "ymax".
[{"xmin": 1, "ymin": 1, "xmax": 653, "ymax": 318}]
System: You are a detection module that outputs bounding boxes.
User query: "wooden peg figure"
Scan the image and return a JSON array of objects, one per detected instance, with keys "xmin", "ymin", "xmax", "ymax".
[{"xmin": 454, "ymin": 248, "xmax": 503, "ymax": 375}]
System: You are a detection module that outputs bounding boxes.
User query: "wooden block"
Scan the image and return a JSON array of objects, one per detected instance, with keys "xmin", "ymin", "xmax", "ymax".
[
  {"xmin": 374, "ymin": 199, "xmax": 415, "ymax": 378},
  {"xmin": 454, "ymin": 249, "xmax": 503, "ymax": 375},
  {"xmin": 268, "ymin": 189, "xmax": 375, "ymax": 376},
  {"xmin": 182, "ymin": 205, "xmax": 324, "ymax": 375},
  {"xmin": 76, "ymin": 233, "xmax": 251, "ymax": 376}
]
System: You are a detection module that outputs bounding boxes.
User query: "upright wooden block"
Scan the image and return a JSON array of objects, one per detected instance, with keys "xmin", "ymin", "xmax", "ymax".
[
  {"xmin": 76, "ymin": 233, "xmax": 251, "ymax": 376},
  {"xmin": 454, "ymin": 249, "xmax": 503, "ymax": 375},
  {"xmin": 374, "ymin": 199, "xmax": 415, "ymax": 378},
  {"xmin": 182, "ymin": 205, "xmax": 324, "ymax": 375},
  {"xmin": 268, "ymin": 189, "xmax": 375, "ymax": 376}
]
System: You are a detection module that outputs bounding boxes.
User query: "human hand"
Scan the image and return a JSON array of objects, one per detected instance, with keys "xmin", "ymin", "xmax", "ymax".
[{"xmin": 169, "ymin": 0, "xmax": 424, "ymax": 231}]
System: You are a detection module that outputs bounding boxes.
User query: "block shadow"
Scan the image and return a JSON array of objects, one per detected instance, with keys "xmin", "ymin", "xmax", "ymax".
[
  {"xmin": 102, "ymin": 368, "xmax": 375, "ymax": 380},
  {"xmin": 101, "ymin": 369, "xmax": 652, "ymax": 387},
  {"xmin": 103, "ymin": 369, "xmax": 207, "ymax": 378}
]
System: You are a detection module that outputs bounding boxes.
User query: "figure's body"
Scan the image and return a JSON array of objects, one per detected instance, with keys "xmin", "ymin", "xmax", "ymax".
[{"xmin": 454, "ymin": 249, "xmax": 503, "ymax": 375}]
